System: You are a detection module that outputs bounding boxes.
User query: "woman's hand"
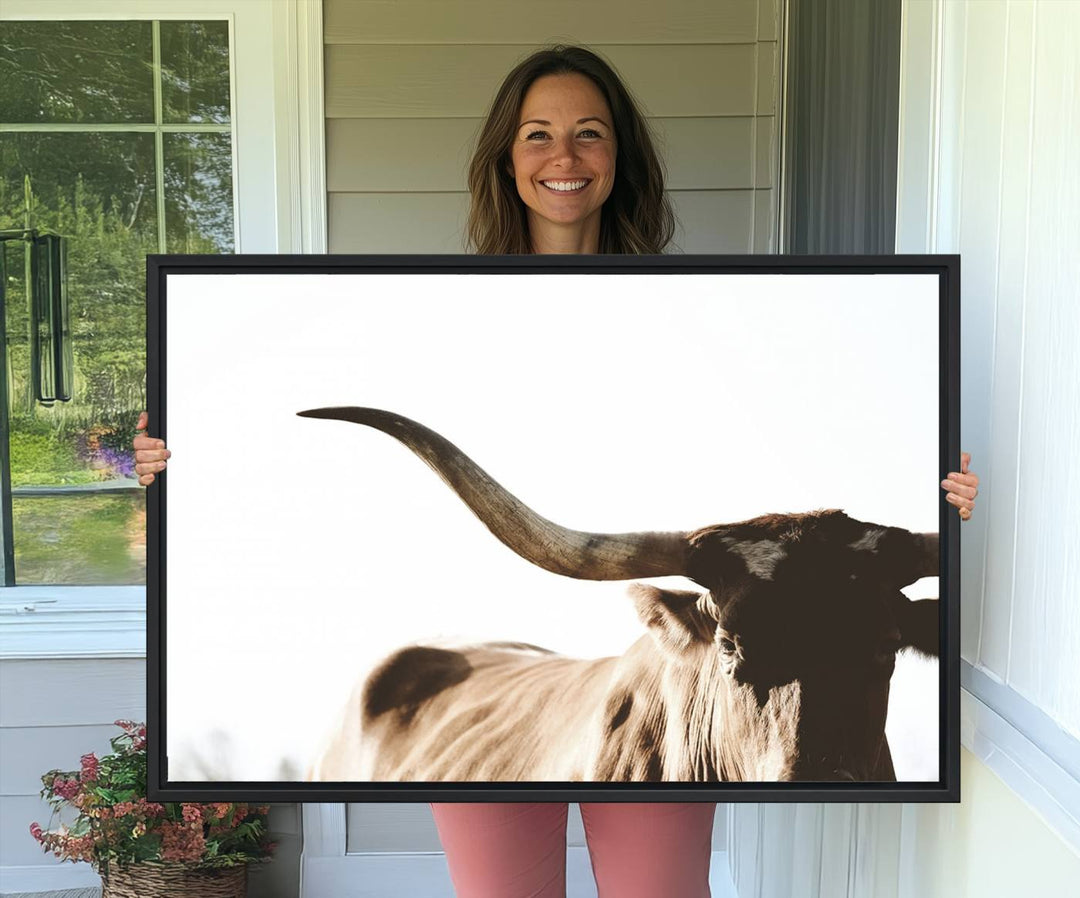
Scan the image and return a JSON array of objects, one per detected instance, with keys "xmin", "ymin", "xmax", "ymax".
[
  {"xmin": 941, "ymin": 452, "xmax": 979, "ymax": 521},
  {"xmin": 133, "ymin": 411, "xmax": 170, "ymax": 486}
]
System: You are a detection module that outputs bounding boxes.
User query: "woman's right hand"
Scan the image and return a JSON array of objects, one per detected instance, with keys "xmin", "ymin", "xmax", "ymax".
[{"xmin": 133, "ymin": 411, "xmax": 171, "ymax": 486}]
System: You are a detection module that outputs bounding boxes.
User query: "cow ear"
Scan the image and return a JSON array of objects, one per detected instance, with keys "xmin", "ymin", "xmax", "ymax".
[
  {"xmin": 630, "ymin": 584, "xmax": 715, "ymax": 662},
  {"xmin": 896, "ymin": 597, "xmax": 939, "ymax": 659}
]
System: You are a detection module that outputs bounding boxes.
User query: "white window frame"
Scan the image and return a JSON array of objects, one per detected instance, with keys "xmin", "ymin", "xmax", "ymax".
[{"xmin": 0, "ymin": 0, "xmax": 326, "ymax": 660}]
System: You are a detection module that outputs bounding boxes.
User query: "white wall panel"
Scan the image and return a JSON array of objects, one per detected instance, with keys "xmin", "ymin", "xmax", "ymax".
[
  {"xmin": 899, "ymin": 0, "xmax": 1080, "ymax": 735},
  {"xmin": 1005, "ymin": 1, "xmax": 1080, "ymax": 727},
  {"xmin": 979, "ymin": 0, "xmax": 1035, "ymax": 681},
  {"xmin": 902, "ymin": 0, "xmax": 1080, "ymax": 736},
  {"xmin": 954, "ymin": 0, "xmax": 1009, "ymax": 671},
  {"xmin": 0, "ymin": 725, "xmax": 120, "ymax": 797},
  {"xmin": 345, "ymin": 803, "xmax": 443, "ymax": 853}
]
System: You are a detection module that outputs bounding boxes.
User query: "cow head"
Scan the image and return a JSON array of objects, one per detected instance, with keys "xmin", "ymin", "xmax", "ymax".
[
  {"xmin": 298, "ymin": 407, "xmax": 940, "ymax": 782},
  {"xmin": 631, "ymin": 511, "xmax": 939, "ymax": 781}
]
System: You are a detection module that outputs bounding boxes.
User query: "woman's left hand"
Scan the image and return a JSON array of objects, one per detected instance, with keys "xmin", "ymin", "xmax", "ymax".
[{"xmin": 941, "ymin": 452, "xmax": 979, "ymax": 521}]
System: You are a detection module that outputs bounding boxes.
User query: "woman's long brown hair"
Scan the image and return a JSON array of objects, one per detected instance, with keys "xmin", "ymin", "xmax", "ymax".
[{"xmin": 465, "ymin": 45, "xmax": 677, "ymax": 255}]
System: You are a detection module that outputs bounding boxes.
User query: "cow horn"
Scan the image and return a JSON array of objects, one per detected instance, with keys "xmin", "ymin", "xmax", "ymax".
[{"xmin": 296, "ymin": 407, "xmax": 689, "ymax": 581}]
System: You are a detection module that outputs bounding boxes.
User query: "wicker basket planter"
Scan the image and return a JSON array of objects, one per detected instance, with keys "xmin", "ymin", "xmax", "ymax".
[{"xmin": 100, "ymin": 862, "xmax": 247, "ymax": 897}]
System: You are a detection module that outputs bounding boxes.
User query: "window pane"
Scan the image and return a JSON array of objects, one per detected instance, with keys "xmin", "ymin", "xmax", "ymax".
[
  {"xmin": 1, "ymin": 133, "xmax": 156, "ymax": 473},
  {"xmin": 2, "ymin": 132, "xmax": 155, "ymax": 585},
  {"xmin": 1, "ymin": 19, "xmax": 235, "ymax": 587},
  {"xmin": 0, "ymin": 21, "xmax": 154, "ymax": 124},
  {"xmin": 160, "ymin": 20, "xmax": 232, "ymax": 124},
  {"xmin": 12, "ymin": 493, "xmax": 146, "ymax": 585},
  {"xmin": 164, "ymin": 132, "xmax": 235, "ymax": 252}
]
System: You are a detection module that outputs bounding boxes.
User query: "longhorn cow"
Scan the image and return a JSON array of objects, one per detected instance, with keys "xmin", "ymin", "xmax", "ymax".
[{"xmin": 299, "ymin": 408, "xmax": 939, "ymax": 783}]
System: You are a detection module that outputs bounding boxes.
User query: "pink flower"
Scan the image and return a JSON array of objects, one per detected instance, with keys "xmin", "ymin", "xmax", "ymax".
[
  {"xmin": 52, "ymin": 777, "xmax": 80, "ymax": 801},
  {"xmin": 137, "ymin": 798, "xmax": 165, "ymax": 818},
  {"xmin": 80, "ymin": 753, "xmax": 99, "ymax": 782},
  {"xmin": 160, "ymin": 821, "xmax": 205, "ymax": 863},
  {"xmin": 181, "ymin": 804, "xmax": 202, "ymax": 824},
  {"xmin": 30, "ymin": 822, "xmax": 43, "ymax": 842}
]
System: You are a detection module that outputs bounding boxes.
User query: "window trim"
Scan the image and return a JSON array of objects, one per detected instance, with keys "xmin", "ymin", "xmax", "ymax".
[
  {"xmin": 0, "ymin": 0, "xmax": 327, "ymax": 655},
  {"xmin": 0, "ymin": 585, "xmax": 145, "ymax": 658},
  {"xmin": 961, "ymin": 663, "xmax": 1080, "ymax": 853}
]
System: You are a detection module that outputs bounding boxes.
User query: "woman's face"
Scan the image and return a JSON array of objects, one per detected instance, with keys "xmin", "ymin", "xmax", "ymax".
[{"xmin": 508, "ymin": 73, "xmax": 617, "ymax": 237}]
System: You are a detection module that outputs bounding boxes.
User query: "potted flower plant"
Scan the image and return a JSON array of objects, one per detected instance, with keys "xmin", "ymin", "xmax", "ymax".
[{"xmin": 30, "ymin": 720, "xmax": 275, "ymax": 897}]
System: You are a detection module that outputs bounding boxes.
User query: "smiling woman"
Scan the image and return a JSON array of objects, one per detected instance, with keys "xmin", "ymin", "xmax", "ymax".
[
  {"xmin": 508, "ymin": 73, "xmax": 617, "ymax": 252},
  {"xmin": 465, "ymin": 45, "xmax": 675, "ymax": 255}
]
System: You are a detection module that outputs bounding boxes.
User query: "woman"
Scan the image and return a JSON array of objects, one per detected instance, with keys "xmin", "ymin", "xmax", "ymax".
[{"xmin": 134, "ymin": 45, "xmax": 979, "ymax": 898}]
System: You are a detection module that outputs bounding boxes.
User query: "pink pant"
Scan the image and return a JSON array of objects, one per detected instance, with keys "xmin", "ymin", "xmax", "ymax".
[{"xmin": 430, "ymin": 802, "xmax": 716, "ymax": 898}]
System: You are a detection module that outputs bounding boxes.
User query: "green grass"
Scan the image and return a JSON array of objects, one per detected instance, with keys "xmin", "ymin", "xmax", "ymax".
[{"xmin": 13, "ymin": 492, "xmax": 146, "ymax": 584}]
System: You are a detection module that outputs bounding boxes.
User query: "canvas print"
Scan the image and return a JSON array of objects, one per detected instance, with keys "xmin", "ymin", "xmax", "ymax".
[{"xmin": 150, "ymin": 256, "xmax": 958, "ymax": 802}]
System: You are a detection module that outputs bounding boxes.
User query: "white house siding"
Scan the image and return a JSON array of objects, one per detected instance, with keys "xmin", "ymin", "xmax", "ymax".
[
  {"xmin": 323, "ymin": 0, "xmax": 781, "ymax": 857},
  {"xmin": 0, "ymin": 661, "xmax": 144, "ymax": 873}
]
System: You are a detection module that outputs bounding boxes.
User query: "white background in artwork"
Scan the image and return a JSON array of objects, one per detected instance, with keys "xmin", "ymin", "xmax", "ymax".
[{"xmin": 163, "ymin": 271, "xmax": 941, "ymax": 782}]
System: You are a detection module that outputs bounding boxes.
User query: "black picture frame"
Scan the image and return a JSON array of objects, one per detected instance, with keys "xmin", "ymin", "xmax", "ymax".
[{"xmin": 147, "ymin": 253, "xmax": 960, "ymax": 803}]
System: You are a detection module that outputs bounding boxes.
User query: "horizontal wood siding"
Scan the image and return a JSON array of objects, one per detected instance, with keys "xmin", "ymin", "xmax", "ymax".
[
  {"xmin": 0, "ymin": 660, "xmax": 145, "ymax": 729},
  {"xmin": 0, "ymin": 660, "xmax": 144, "ymax": 869},
  {"xmin": 326, "ymin": 44, "xmax": 764, "ymax": 118},
  {"xmin": 0, "ymin": 724, "xmax": 123, "ymax": 797},
  {"xmin": 325, "ymin": 0, "xmax": 761, "ymax": 45},
  {"xmin": 326, "ymin": 117, "xmax": 770, "ymax": 192}
]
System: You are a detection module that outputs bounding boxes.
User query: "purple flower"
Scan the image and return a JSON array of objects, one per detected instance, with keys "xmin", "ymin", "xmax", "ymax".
[{"xmin": 97, "ymin": 446, "xmax": 136, "ymax": 479}]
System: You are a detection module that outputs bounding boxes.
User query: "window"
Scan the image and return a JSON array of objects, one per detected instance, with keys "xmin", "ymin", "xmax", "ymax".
[{"xmin": 1, "ymin": 19, "xmax": 235, "ymax": 586}]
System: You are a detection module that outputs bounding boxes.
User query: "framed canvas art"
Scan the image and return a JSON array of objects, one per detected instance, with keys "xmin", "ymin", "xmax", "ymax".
[{"xmin": 147, "ymin": 254, "xmax": 960, "ymax": 803}]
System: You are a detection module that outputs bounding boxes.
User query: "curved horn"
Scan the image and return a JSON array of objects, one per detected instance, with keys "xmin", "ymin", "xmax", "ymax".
[{"xmin": 297, "ymin": 407, "xmax": 689, "ymax": 581}]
